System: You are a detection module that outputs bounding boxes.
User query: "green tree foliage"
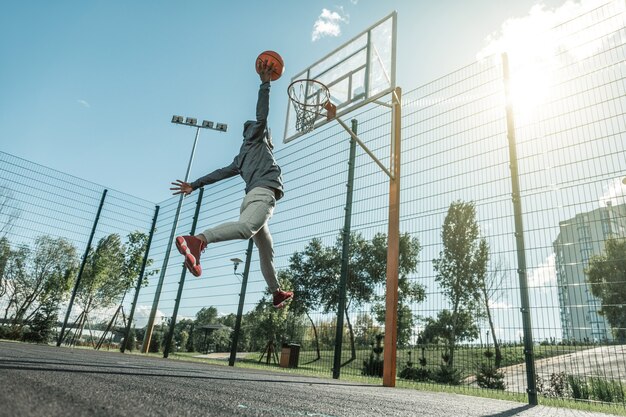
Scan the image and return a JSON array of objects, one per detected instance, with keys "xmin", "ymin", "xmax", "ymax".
[
  {"xmin": 432, "ymin": 200, "xmax": 488, "ymax": 367},
  {"xmin": 0, "ymin": 237, "xmax": 10, "ymax": 299},
  {"xmin": 77, "ymin": 234, "xmax": 126, "ymax": 315},
  {"xmin": 354, "ymin": 313, "xmax": 381, "ymax": 348},
  {"xmin": 76, "ymin": 231, "xmax": 153, "ymax": 336},
  {"xmin": 282, "ymin": 232, "xmax": 424, "ymax": 351},
  {"xmin": 243, "ymin": 285, "xmax": 307, "ymax": 353},
  {"xmin": 4, "ymin": 236, "xmax": 78, "ymax": 327},
  {"xmin": 171, "ymin": 318, "xmax": 193, "ymax": 352},
  {"xmin": 0, "ymin": 186, "xmax": 20, "ymax": 239},
  {"xmin": 123, "ymin": 231, "xmax": 156, "ymax": 288},
  {"xmin": 192, "ymin": 306, "xmax": 219, "ymax": 352},
  {"xmin": 21, "ymin": 298, "xmax": 58, "ymax": 343},
  {"xmin": 586, "ymin": 237, "xmax": 626, "ymax": 342},
  {"xmin": 478, "ymin": 257, "xmax": 506, "ymax": 368}
]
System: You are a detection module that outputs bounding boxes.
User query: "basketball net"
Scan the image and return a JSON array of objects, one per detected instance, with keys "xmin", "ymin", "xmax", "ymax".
[{"xmin": 288, "ymin": 80, "xmax": 336, "ymax": 134}]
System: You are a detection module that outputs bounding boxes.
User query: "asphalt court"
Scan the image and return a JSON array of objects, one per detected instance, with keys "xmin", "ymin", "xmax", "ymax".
[{"xmin": 0, "ymin": 341, "xmax": 617, "ymax": 417}]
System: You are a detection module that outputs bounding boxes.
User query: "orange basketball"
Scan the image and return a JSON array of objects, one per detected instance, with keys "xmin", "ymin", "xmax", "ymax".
[{"xmin": 256, "ymin": 50, "xmax": 284, "ymax": 81}]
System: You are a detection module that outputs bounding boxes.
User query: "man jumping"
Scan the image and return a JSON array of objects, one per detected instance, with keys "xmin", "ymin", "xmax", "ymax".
[{"xmin": 170, "ymin": 59, "xmax": 293, "ymax": 309}]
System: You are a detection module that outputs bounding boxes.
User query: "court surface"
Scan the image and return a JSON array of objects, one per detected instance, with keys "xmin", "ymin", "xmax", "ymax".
[{"xmin": 0, "ymin": 341, "xmax": 616, "ymax": 417}]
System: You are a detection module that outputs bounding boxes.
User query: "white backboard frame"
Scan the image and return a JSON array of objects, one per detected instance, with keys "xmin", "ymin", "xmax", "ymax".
[{"xmin": 283, "ymin": 11, "xmax": 397, "ymax": 143}]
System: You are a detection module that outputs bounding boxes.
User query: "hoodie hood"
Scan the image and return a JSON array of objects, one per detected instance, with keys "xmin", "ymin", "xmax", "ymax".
[{"xmin": 243, "ymin": 120, "xmax": 255, "ymax": 138}]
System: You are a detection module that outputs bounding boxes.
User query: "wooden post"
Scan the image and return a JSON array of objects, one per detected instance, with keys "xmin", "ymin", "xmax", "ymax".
[{"xmin": 383, "ymin": 87, "xmax": 401, "ymax": 387}]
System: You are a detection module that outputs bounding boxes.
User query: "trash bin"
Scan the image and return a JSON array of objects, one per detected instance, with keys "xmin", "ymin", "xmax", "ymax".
[{"xmin": 279, "ymin": 343, "xmax": 300, "ymax": 368}]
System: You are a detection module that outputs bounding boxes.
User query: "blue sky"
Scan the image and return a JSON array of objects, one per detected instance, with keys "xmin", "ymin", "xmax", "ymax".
[{"xmin": 0, "ymin": 0, "xmax": 564, "ymax": 203}]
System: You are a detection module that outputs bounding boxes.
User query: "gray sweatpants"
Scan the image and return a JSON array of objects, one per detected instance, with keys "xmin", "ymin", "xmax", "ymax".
[{"xmin": 200, "ymin": 187, "xmax": 279, "ymax": 293}]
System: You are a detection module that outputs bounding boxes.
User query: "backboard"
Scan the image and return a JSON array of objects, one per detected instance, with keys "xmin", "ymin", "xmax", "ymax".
[{"xmin": 283, "ymin": 11, "xmax": 397, "ymax": 143}]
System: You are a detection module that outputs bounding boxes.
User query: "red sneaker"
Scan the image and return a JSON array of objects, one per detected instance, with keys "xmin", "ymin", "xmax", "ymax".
[
  {"xmin": 272, "ymin": 290, "xmax": 294, "ymax": 309},
  {"xmin": 175, "ymin": 235, "xmax": 206, "ymax": 277}
]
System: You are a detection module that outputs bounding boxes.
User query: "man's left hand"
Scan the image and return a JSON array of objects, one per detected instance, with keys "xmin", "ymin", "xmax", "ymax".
[{"xmin": 257, "ymin": 59, "xmax": 274, "ymax": 83}]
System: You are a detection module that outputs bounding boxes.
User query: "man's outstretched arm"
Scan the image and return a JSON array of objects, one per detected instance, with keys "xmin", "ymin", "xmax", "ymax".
[
  {"xmin": 170, "ymin": 160, "xmax": 239, "ymax": 195},
  {"xmin": 255, "ymin": 60, "xmax": 274, "ymax": 122}
]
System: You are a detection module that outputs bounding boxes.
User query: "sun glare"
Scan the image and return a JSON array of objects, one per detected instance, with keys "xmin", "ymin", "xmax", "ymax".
[{"xmin": 476, "ymin": 0, "xmax": 625, "ymax": 122}]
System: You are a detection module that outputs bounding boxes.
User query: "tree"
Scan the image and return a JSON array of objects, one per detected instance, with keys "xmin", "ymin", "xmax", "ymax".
[
  {"xmin": 586, "ymin": 237, "xmax": 626, "ymax": 342},
  {"xmin": 5, "ymin": 236, "xmax": 78, "ymax": 327},
  {"xmin": 192, "ymin": 306, "xmax": 218, "ymax": 351},
  {"xmin": 354, "ymin": 313, "xmax": 381, "ymax": 348},
  {"xmin": 122, "ymin": 231, "xmax": 156, "ymax": 288},
  {"xmin": 0, "ymin": 186, "xmax": 20, "ymax": 239},
  {"xmin": 244, "ymin": 284, "xmax": 306, "ymax": 355},
  {"xmin": 21, "ymin": 297, "xmax": 58, "ymax": 343},
  {"xmin": 277, "ymin": 239, "xmax": 335, "ymax": 360},
  {"xmin": 0, "ymin": 237, "xmax": 12, "ymax": 299},
  {"xmin": 370, "ymin": 233, "xmax": 425, "ymax": 348},
  {"xmin": 281, "ymin": 232, "xmax": 424, "ymax": 357},
  {"xmin": 477, "ymin": 256, "xmax": 506, "ymax": 368},
  {"xmin": 76, "ymin": 234, "xmax": 126, "ymax": 333},
  {"xmin": 432, "ymin": 200, "xmax": 489, "ymax": 367}
]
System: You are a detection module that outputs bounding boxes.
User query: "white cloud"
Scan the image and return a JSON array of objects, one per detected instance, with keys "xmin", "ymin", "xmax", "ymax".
[
  {"xmin": 77, "ymin": 99, "xmax": 91, "ymax": 108},
  {"xmin": 528, "ymin": 253, "xmax": 557, "ymax": 289},
  {"xmin": 598, "ymin": 177, "xmax": 626, "ymax": 207},
  {"xmin": 488, "ymin": 300, "xmax": 512, "ymax": 310},
  {"xmin": 312, "ymin": 8, "xmax": 349, "ymax": 42},
  {"xmin": 132, "ymin": 305, "xmax": 165, "ymax": 328}
]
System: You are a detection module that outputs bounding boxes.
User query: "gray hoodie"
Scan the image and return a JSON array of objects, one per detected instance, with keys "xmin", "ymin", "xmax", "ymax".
[{"xmin": 190, "ymin": 81, "xmax": 284, "ymax": 200}]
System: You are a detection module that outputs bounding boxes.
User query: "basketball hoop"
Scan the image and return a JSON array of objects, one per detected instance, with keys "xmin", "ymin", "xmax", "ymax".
[{"xmin": 288, "ymin": 79, "xmax": 336, "ymax": 134}]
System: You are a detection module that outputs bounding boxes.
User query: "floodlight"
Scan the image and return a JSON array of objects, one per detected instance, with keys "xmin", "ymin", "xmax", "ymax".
[
  {"xmin": 230, "ymin": 257, "xmax": 244, "ymax": 273},
  {"xmin": 216, "ymin": 123, "xmax": 228, "ymax": 132},
  {"xmin": 202, "ymin": 120, "xmax": 214, "ymax": 129},
  {"xmin": 171, "ymin": 115, "xmax": 183, "ymax": 124},
  {"xmin": 185, "ymin": 117, "xmax": 197, "ymax": 126}
]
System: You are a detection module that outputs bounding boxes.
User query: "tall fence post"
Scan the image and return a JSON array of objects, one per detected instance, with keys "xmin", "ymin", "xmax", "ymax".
[
  {"xmin": 121, "ymin": 204, "xmax": 160, "ymax": 353},
  {"xmin": 502, "ymin": 53, "xmax": 538, "ymax": 405},
  {"xmin": 164, "ymin": 188, "xmax": 204, "ymax": 358},
  {"xmin": 333, "ymin": 119, "xmax": 358, "ymax": 379},
  {"xmin": 57, "ymin": 189, "xmax": 108, "ymax": 346},
  {"xmin": 229, "ymin": 238, "xmax": 254, "ymax": 366}
]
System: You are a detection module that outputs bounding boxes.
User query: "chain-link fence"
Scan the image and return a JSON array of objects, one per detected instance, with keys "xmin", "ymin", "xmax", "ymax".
[
  {"xmin": 1, "ymin": 0, "xmax": 624, "ymax": 407},
  {"xmin": 0, "ymin": 151, "xmax": 156, "ymax": 348}
]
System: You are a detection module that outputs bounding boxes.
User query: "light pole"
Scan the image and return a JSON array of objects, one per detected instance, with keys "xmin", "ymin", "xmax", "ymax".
[
  {"xmin": 229, "ymin": 239, "xmax": 254, "ymax": 366},
  {"xmin": 141, "ymin": 115, "xmax": 227, "ymax": 353}
]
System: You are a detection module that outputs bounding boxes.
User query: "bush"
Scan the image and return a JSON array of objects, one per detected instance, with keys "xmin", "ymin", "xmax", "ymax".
[
  {"xmin": 120, "ymin": 329, "xmax": 136, "ymax": 352},
  {"xmin": 589, "ymin": 378, "xmax": 625, "ymax": 403},
  {"xmin": 476, "ymin": 363, "xmax": 506, "ymax": 390},
  {"xmin": 536, "ymin": 372, "xmax": 568, "ymax": 398},
  {"xmin": 0, "ymin": 325, "xmax": 22, "ymax": 340},
  {"xmin": 432, "ymin": 365, "xmax": 462, "ymax": 385},
  {"xmin": 362, "ymin": 334, "xmax": 384, "ymax": 377},
  {"xmin": 399, "ymin": 350, "xmax": 431, "ymax": 382},
  {"xmin": 567, "ymin": 375, "xmax": 589, "ymax": 400},
  {"xmin": 399, "ymin": 366, "xmax": 431, "ymax": 382}
]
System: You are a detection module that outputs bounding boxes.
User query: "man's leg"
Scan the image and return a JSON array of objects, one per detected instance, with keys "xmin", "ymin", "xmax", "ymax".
[
  {"xmin": 201, "ymin": 187, "xmax": 275, "ymax": 243},
  {"xmin": 253, "ymin": 224, "xmax": 279, "ymax": 293},
  {"xmin": 176, "ymin": 188, "xmax": 273, "ymax": 277},
  {"xmin": 253, "ymin": 224, "xmax": 292, "ymax": 308}
]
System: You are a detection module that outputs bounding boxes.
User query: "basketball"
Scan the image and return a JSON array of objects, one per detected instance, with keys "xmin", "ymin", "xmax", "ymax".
[{"xmin": 256, "ymin": 50, "xmax": 284, "ymax": 81}]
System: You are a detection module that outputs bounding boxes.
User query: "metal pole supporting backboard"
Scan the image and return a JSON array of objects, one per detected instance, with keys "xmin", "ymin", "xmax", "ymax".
[{"xmin": 383, "ymin": 87, "xmax": 401, "ymax": 387}]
